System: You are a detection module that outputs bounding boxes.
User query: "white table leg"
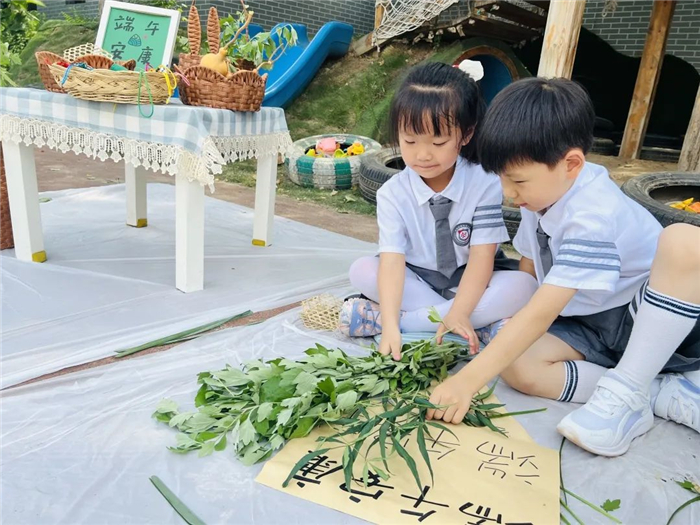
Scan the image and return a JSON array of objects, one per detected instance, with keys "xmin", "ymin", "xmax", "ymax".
[
  {"xmin": 2, "ymin": 141, "xmax": 46, "ymax": 262},
  {"xmin": 252, "ymin": 154, "xmax": 277, "ymax": 247},
  {"xmin": 175, "ymin": 173, "xmax": 204, "ymax": 292},
  {"xmin": 125, "ymin": 163, "xmax": 147, "ymax": 227}
]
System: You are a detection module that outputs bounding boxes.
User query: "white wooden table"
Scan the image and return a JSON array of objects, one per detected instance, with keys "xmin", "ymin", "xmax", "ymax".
[{"xmin": 0, "ymin": 88, "xmax": 293, "ymax": 292}]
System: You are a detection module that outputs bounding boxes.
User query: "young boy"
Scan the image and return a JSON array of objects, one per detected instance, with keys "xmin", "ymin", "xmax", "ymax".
[{"xmin": 427, "ymin": 77, "xmax": 700, "ymax": 457}]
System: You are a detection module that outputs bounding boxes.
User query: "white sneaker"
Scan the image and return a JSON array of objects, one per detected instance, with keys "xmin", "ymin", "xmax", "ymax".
[
  {"xmin": 556, "ymin": 371, "xmax": 653, "ymax": 457},
  {"xmin": 654, "ymin": 374, "xmax": 700, "ymax": 432}
]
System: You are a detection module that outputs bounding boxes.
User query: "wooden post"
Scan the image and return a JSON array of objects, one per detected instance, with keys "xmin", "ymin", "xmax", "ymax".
[
  {"xmin": 619, "ymin": 1, "xmax": 676, "ymax": 159},
  {"xmin": 679, "ymin": 86, "xmax": 700, "ymax": 172},
  {"xmin": 375, "ymin": 3, "xmax": 385, "ymax": 30},
  {"xmin": 537, "ymin": 0, "xmax": 586, "ymax": 79}
]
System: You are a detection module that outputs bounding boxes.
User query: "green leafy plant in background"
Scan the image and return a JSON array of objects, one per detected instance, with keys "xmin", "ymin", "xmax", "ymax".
[
  {"xmin": 219, "ymin": 4, "xmax": 298, "ymax": 70},
  {"xmin": 1, "ymin": 0, "xmax": 45, "ymax": 53},
  {"xmin": 0, "ymin": 42, "xmax": 21, "ymax": 87}
]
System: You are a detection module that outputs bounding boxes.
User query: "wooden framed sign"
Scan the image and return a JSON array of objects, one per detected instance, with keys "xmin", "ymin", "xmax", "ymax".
[{"xmin": 96, "ymin": 0, "xmax": 181, "ymax": 70}]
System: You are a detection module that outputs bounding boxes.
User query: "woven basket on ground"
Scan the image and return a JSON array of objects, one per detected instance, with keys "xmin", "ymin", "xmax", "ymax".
[
  {"xmin": 179, "ymin": 67, "xmax": 267, "ymax": 112},
  {"xmin": 48, "ymin": 64, "xmax": 171, "ymax": 105},
  {"xmin": 0, "ymin": 146, "xmax": 14, "ymax": 251},
  {"xmin": 36, "ymin": 51, "xmax": 136, "ymax": 93}
]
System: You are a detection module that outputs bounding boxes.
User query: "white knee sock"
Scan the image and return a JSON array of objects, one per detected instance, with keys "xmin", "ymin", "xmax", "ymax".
[
  {"xmin": 469, "ymin": 271, "xmax": 537, "ymax": 328},
  {"xmin": 557, "ymin": 360, "xmax": 608, "ymax": 403},
  {"xmin": 400, "ymin": 270, "xmax": 538, "ymax": 332},
  {"xmin": 616, "ymin": 285, "xmax": 700, "ymax": 389},
  {"xmin": 400, "ymin": 299, "xmax": 453, "ymax": 332},
  {"xmin": 348, "ymin": 256, "xmax": 448, "ymax": 312}
]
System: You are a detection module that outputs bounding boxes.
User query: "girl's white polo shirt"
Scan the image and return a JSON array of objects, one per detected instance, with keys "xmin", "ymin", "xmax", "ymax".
[{"xmin": 376, "ymin": 157, "xmax": 510, "ymax": 271}]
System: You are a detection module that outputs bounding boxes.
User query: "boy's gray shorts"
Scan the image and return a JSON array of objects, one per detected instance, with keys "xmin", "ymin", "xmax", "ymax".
[{"xmin": 548, "ymin": 281, "xmax": 700, "ymax": 373}]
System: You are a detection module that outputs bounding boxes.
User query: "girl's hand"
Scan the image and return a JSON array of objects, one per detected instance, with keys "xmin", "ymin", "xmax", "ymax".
[
  {"xmin": 379, "ymin": 325, "xmax": 403, "ymax": 361},
  {"xmin": 436, "ymin": 309, "xmax": 479, "ymax": 355},
  {"xmin": 427, "ymin": 372, "xmax": 475, "ymax": 424}
]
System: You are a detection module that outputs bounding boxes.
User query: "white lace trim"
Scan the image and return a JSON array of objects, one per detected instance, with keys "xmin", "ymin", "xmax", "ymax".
[{"xmin": 0, "ymin": 115, "xmax": 294, "ymax": 192}]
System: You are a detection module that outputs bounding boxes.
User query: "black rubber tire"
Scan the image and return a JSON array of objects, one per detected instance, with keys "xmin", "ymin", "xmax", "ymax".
[
  {"xmin": 590, "ymin": 137, "xmax": 616, "ymax": 156},
  {"xmin": 502, "ymin": 205, "xmax": 521, "ymax": 240},
  {"xmin": 594, "ymin": 117, "xmax": 615, "ymax": 132},
  {"xmin": 621, "ymin": 172, "xmax": 700, "ymax": 227},
  {"xmin": 359, "ymin": 148, "xmax": 404, "ymax": 204},
  {"xmin": 639, "ymin": 147, "xmax": 681, "ymax": 163}
]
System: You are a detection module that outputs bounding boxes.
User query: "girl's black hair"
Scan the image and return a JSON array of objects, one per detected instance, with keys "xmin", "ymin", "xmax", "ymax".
[{"xmin": 389, "ymin": 61, "xmax": 486, "ymax": 162}]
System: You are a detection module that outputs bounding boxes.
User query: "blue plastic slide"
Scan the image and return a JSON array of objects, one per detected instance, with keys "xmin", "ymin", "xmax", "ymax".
[{"xmin": 262, "ymin": 22, "xmax": 354, "ymax": 108}]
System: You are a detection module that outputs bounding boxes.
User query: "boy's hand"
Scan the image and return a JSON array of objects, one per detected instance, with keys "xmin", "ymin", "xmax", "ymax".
[
  {"xmin": 436, "ymin": 309, "xmax": 479, "ymax": 355},
  {"xmin": 427, "ymin": 371, "xmax": 475, "ymax": 424},
  {"xmin": 378, "ymin": 325, "xmax": 403, "ymax": 361}
]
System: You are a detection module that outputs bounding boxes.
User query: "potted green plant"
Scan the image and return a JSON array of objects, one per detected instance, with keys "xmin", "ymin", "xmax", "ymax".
[{"xmin": 220, "ymin": 3, "xmax": 297, "ymax": 71}]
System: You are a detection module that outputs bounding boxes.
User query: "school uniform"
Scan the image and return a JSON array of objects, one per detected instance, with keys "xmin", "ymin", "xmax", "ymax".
[
  {"xmin": 377, "ymin": 156, "xmax": 511, "ymax": 297},
  {"xmin": 513, "ymin": 162, "xmax": 700, "ymax": 372}
]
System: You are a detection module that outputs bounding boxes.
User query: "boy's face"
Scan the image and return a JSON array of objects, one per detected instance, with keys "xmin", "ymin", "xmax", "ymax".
[{"xmin": 498, "ymin": 149, "xmax": 586, "ymax": 213}]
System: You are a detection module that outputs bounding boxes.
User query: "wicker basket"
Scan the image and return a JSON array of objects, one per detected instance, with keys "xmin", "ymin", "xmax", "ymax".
[
  {"xmin": 178, "ymin": 2, "xmax": 267, "ymax": 112},
  {"xmin": 36, "ymin": 51, "xmax": 136, "ymax": 93},
  {"xmin": 179, "ymin": 67, "xmax": 267, "ymax": 112},
  {"xmin": 63, "ymin": 43, "xmax": 112, "ymax": 62},
  {"xmin": 48, "ymin": 64, "xmax": 171, "ymax": 105},
  {"xmin": 0, "ymin": 146, "xmax": 14, "ymax": 251},
  {"xmin": 178, "ymin": 53, "xmax": 201, "ymax": 71}
]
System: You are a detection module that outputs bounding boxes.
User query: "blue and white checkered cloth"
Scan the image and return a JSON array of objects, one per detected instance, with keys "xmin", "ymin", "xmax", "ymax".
[{"xmin": 0, "ymin": 88, "xmax": 293, "ymax": 190}]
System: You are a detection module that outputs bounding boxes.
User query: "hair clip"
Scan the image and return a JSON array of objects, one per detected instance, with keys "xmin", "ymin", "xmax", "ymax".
[{"xmin": 457, "ymin": 59, "xmax": 484, "ymax": 81}]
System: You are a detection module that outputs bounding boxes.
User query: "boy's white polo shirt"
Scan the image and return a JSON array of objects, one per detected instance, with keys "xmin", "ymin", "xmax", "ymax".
[
  {"xmin": 376, "ymin": 157, "xmax": 510, "ymax": 271},
  {"xmin": 513, "ymin": 162, "xmax": 663, "ymax": 317}
]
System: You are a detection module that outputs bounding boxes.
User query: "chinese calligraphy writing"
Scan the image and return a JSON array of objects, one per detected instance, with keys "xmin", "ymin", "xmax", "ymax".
[
  {"xmin": 475, "ymin": 441, "xmax": 540, "ymax": 486},
  {"xmin": 401, "ymin": 485, "xmax": 449, "ymax": 522},
  {"xmin": 110, "ymin": 43, "xmax": 126, "ymax": 60},
  {"xmin": 138, "ymin": 47, "xmax": 154, "ymax": 66},
  {"xmin": 145, "ymin": 21, "xmax": 160, "ymax": 36},
  {"xmin": 114, "ymin": 15, "xmax": 135, "ymax": 32}
]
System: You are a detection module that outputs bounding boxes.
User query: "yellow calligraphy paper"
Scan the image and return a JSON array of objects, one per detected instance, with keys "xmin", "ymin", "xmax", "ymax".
[{"xmin": 256, "ymin": 395, "xmax": 559, "ymax": 525}]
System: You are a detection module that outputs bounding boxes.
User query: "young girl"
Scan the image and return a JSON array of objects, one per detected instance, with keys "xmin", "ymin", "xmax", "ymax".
[{"xmin": 339, "ymin": 61, "xmax": 537, "ymax": 360}]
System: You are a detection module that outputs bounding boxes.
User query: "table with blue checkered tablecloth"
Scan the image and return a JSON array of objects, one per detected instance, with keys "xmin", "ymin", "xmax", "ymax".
[{"xmin": 0, "ymin": 88, "xmax": 294, "ymax": 292}]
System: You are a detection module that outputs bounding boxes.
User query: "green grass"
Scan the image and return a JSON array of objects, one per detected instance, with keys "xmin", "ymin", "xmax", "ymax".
[
  {"xmin": 10, "ymin": 19, "xmax": 98, "ymax": 87},
  {"xmin": 284, "ymin": 45, "xmax": 423, "ymax": 142},
  {"xmin": 217, "ymin": 161, "xmax": 377, "ymax": 216}
]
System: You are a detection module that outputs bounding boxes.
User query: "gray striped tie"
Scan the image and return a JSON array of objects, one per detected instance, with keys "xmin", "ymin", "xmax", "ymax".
[
  {"xmin": 429, "ymin": 195, "xmax": 458, "ymax": 278},
  {"xmin": 536, "ymin": 221, "xmax": 553, "ymax": 276}
]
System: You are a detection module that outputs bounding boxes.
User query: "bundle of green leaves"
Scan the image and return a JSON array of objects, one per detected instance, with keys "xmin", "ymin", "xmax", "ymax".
[
  {"xmin": 155, "ymin": 334, "xmax": 544, "ymax": 489},
  {"xmin": 155, "ymin": 339, "xmax": 467, "ymax": 465}
]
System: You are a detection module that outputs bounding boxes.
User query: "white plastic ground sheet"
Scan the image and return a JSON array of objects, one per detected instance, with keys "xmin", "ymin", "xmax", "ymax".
[
  {"xmin": 0, "ymin": 184, "xmax": 375, "ymax": 387},
  {"xmin": 1, "ymin": 308, "xmax": 698, "ymax": 525}
]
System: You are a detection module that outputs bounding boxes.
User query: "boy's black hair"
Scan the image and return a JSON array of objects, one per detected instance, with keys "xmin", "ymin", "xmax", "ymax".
[
  {"xmin": 389, "ymin": 62, "xmax": 485, "ymax": 162},
  {"xmin": 477, "ymin": 77, "xmax": 595, "ymax": 174}
]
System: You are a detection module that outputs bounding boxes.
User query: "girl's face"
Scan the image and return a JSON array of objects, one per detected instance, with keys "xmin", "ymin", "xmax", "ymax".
[{"xmin": 398, "ymin": 121, "xmax": 468, "ymax": 185}]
